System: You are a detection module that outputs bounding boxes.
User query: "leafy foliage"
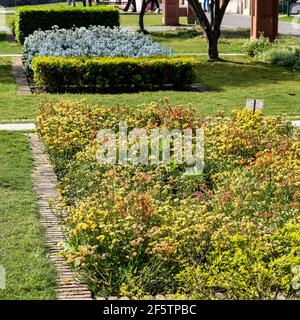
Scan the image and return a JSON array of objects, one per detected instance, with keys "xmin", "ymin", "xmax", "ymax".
[
  {"xmin": 32, "ymin": 56, "xmax": 196, "ymax": 93},
  {"xmin": 243, "ymin": 36, "xmax": 300, "ymax": 70}
]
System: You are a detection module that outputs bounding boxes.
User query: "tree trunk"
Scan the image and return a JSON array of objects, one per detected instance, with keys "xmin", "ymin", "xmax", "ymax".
[
  {"xmin": 187, "ymin": 0, "xmax": 231, "ymax": 61},
  {"xmin": 208, "ymin": 33, "xmax": 219, "ymax": 60}
]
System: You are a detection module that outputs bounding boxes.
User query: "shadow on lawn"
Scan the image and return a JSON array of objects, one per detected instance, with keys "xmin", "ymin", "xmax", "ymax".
[
  {"xmin": 151, "ymin": 28, "xmax": 250, "ymax": 40},
  {"xmin": 0, "ymin": 33, "xmax": 8, "ymax": 43},
  {"xmin": 195, "ymin": 58, "xmax": 299, "ymax": 92},
  {"xmin": 0, "ymin": 63, "xmax": 15, "ymax": 87}
]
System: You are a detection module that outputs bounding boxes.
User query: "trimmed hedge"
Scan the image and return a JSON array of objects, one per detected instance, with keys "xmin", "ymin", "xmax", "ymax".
[
  {"xmin": 32, "ymin": 56, "xmax": 197, "ymax": 93},
  {"xmin": 15, "ymin": 6, "xmax": 120, "ymax": 44}
]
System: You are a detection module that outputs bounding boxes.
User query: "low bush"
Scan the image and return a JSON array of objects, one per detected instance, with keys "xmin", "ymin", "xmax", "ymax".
[
  {"xmin": 23, "ymin": 26, "xmax": 173, "ymax": 73},
  {"xmin": 32, "ymin": 56, "xmax": 196, "ymax": 93},
  {"xmin": 259, "ymin": 47, "xmax": 300, "ymax": 71},
  {"xmin": 15, "ymin": 6, "xmax": 119, "ymax": 44},
  {"xmin": 243, "ymin": 35, "xmax": 300, "ymax": 70},
  {"xmin": 243, "ymin": 35, "xmax": 273, "ymax": 57},
  {"xmin": 37, "ymin": 100, "xmax": 300, "ymax": 298},
  {"xmin": 6, "ymin": 14, "xmax": 16, "ymax": 36}
]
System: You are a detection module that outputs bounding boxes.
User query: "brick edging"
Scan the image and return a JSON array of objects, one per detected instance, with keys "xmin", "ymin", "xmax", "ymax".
[
  {"xmin": 27, "ymin": 133, "xmax": 92, "ymax": 300},
  {"xmin": 11, "ymin": 57, "xmax": 31, "ymax": 95}
]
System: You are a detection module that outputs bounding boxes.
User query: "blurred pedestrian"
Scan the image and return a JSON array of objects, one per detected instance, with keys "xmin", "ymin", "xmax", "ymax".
[
  {"xmin": 123, "ymin": 0, "xmax": 137, "ymax": 12},
  {"xmin": 83, "ymin": 0, "xmax": 92, "ymax": 6},
  {"xmin": 151, "ymin": 0, "xmax": 160, "ymax": 12},
  {"xmin": 67, "ymin": 0, "xmax": 76, "ymax": 7},
  {"xmin": 203, "ymin": 0, "xmax": 210, "ymax": 12}
]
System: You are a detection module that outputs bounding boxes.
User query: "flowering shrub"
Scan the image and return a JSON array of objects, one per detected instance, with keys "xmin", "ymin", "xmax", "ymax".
[
  {"xmin": 37, "ymin": 100, "xmax": 300, "ymax": 298},
  {"xmin": 23, "ymin": 26, "xmax": 173, "ymax": 73}
]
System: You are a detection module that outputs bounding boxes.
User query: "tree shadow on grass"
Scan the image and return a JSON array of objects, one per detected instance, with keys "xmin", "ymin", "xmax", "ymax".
[
  {"xmin": 0, "ymin": 61, "xmax": 15, "ymax": 87},
  {"xmin": 151, "ymin": 28, "xmax": 250, "ymax": 40},
  {"xmin": 195, "ymin": 58, "xmax": 300, "ymax": 92}
]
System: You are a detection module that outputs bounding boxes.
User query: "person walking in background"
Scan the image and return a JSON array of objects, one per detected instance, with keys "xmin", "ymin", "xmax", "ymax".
[
  {"xmin": 203, "ymin": 0, "xmax": 210, "ymax": 12},
  {"xmin": 82, "ymin": 0, "xmax": 92, "ymax": 6},
  {"xmin": 151, "ymin": 0, "xmax": 160, "ymax": 13},
  {"xmin": 123, "ymin": 0, "xmax": 137, "ymax": 12},
  {"xmin": 67, "ymin": 0, "xmax": 76, "ymax": 7}
]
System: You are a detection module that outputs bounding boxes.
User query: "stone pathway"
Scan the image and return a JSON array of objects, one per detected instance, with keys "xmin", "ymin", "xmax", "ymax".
[
  {"xmin": 0, "ymin": 10, "xmax": 15, "ymax": 14},
  {"xmin": 0, "ymin": 54, "xmax": 22, "ymax": 57},
  {"xmin": 11, "ymin": 57, "xmax": 31, "ymax": 95},
  {"xmin": 5, "ymin": 27, "xmax": 15, "ymax": 43},
  {"xmin": 222, "ymin": 14, "xmax": 300, "ymax": 37},
  {"xmin": 126, "ymin": 13, "xmax": 300, "ymax": 37},
  {"xmin": 0, "ymin": 123, "xmax": 35, "ymax": 131},
  {"xmin": 28, "ymin": 133, "xmax": 93, "ymax": 300}
]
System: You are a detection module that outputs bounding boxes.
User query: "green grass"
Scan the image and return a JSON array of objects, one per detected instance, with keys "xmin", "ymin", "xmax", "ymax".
[
  {"xmin": 280, "ymin": 15, "xmax": 300, "ymax": 23},
  {"xmin": 1, "ymin": 55, "xmax": 300, "ymax": 122},
  {"xmin": 120, "ymin": 13, "xmax": 188, "ymax": 27},
  {"xmin": 0, "ymin": 33, "xmax": 22, "ymax": 54},
  {"xmin": 152, "ymin": 29, "xmax": 249, "ymax": 54},
  {"xmin": 0, "ymin": 131, "xmax": 57, "ymax": 300}
]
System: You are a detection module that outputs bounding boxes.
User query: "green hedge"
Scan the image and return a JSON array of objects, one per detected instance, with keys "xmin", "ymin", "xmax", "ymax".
[
  {"xmin": 15, "ymin": 6, "xmax": 120, "ymax": 44},
  {"xmin": 32, "ymin": 56, "xmax": 197, "ymax": 93}
]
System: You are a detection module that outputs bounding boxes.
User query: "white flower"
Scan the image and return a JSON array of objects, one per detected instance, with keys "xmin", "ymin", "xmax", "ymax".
[{"xmin": 23, "ymin": 26, "xmax": 173, "ymax": 73}]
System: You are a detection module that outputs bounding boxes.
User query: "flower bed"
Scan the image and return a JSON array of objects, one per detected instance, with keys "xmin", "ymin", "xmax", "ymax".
[
  {"xmin": 37, "ymin": 100, "xmax": 300, "ymax": 299},
  {"xmin": 15, "ymin": 6, "xmax": 120, "ymax": 44}
]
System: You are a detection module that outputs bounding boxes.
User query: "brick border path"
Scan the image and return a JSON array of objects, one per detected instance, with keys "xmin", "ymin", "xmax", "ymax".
[
  {"xmin": 11, "ymin": 57, "xmax": 31, "ymax": 95},
  {"xmin": 28, "ymin": 133, "xmax": 92, "ymax": 300}
]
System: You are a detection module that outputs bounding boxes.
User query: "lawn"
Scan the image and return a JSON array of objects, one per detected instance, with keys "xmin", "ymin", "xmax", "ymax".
[
  {"xmin": 1, "ymin": 55, "xmax": 300, "ymax": 122},
  {"xmin": 280, "ymin": 15, "xmax": 300, "ymax": 23},
  {"xmin": 0, "ymin": 131, "xmax": 57, "ymax": 300},
  {"xmin": 0, "ymin": 33, "xmax": 22, "ymax": 54},
  {"xmin": 151, "ymin": 29, "xmax": 249, "ymax": 54}
]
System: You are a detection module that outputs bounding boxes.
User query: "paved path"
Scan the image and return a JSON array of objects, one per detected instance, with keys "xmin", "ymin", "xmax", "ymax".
[
  {"xmin": 0, "ymin": 26, "xmax": 10, "ymax": 32},
  {"xmin": 0, "ymin": 10, "xmax": 15, "ymax": 14},
  {"xmin": 222, "ymin": 14, "xmax": 300, "ymax": 37},
  {"xmin": 128, "ymin": 14, "xmax": 300, "ymax": 36},
  {"xmin": 11, "ymin": 57, "xmax": 32, "ymax": 94},
  {"xmin": 292, "ymin": 120, "xmax": 300, "ymax": 127},
  {"xmin": 0, "ymin": 54, "xmax": 22, "ymax": 57},
  {"xmin": 1, "ymin": 11, "xmax": 300, "ymax": 36},
  {"xmin": 0, "ymin": 123, "xmax": 35, "ymax": 131},
  {"xmin": 28, "ymin": 133, "xmax": 93, "ymax": 300}
]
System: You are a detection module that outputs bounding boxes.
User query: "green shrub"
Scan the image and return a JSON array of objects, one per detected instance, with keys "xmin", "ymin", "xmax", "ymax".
[
  {"xmin": 177, "ymin": 222, "xmax": 300, "ymax": 299},
  {"xmin": 32, "ymin": 56, "xmax": 197, "ymax": 93},
  {"xmin": 243, "ymin": 35, "xmax": 273, "ymax": 57},
  {"xmin": 243, "ymin": 35, "xmax": 300, "ymax": 70},
  {"xmin": 259, "ymin": 47, "xmax": 300, "ymax": 70},
  {"xmin": 6, "ymin": 14, "xmax": 16, "ymax": 36},
  {"xmin": 15, "ymin": 6, "xmax": 119, "ymax": 44}
]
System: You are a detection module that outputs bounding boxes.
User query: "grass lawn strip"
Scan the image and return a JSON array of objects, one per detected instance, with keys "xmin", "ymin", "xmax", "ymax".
[{"xmin": 0, "ymin": 131, "xmax": 56, "ymax": 300}]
